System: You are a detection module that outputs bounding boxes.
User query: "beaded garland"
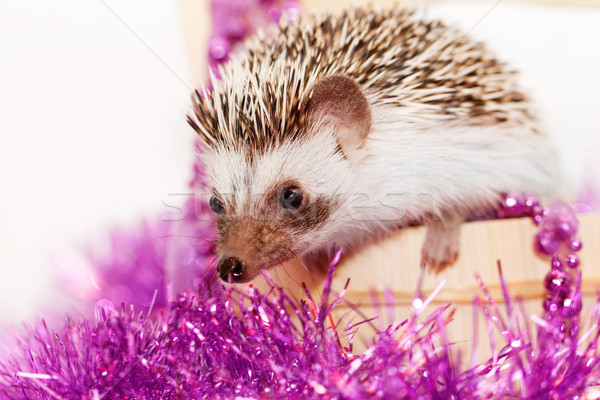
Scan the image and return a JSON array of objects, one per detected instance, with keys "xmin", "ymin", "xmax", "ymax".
[
  {"xmin": 207, "ymin": 0, "xmax": 300, "ymax": 74},
  {"xmin": 498, "ymin": 194, "xmax": 584, "ymax": 317}
]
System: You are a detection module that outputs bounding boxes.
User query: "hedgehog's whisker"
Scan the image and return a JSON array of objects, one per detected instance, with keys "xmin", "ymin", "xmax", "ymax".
[
  {"xmin": 158, "ymin": 234, "xmax": 217, "ymax": 243},
  {"xmin": 289, "ymin": 249, "xmax": 319, "ymax": 287},
  {"xmin": 276, "ymin": 250, "xmax": 306, "ymax": 290},
  {"xmin": 190, "ymin": 242, "xmax": 217, "ymax": 249},
  {"xmin": 201, "ymin": 255, "xmax": 220, "ymax": 281}
]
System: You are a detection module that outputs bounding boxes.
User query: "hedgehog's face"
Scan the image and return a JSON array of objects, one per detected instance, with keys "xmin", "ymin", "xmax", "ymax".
[
  {"xmin": 196, "ymin": 75, "xmax": 372, "ymax": 282},
  {"xmin": 203, "ymin": 132, "xmax": 350, "ymax": 283}
]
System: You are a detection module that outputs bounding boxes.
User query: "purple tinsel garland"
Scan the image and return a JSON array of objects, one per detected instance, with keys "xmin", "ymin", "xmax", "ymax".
[{"xmin": 2, "ymin": 202, "xmax": 600, "ymax": 398}]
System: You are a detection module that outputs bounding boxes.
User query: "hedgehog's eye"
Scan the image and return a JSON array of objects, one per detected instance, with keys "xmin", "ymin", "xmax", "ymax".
[
  {"xmin": 209, "ymin": 195, "xmax": 224, "ymax": 214},
  {"xmin": 280, "ymin": 186, "xmax": 303, "ymax": 209}
]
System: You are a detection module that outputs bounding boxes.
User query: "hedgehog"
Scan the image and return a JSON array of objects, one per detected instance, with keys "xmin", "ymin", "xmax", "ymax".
[{"xmin": 188, "ymin": 6, "xmax": 558, "ymax": 283}]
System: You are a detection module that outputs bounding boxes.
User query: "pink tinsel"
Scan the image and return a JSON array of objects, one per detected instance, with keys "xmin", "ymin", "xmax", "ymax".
[{"xmin": 2, "ymin": 227, "xmax": 600, "ymax": 398}]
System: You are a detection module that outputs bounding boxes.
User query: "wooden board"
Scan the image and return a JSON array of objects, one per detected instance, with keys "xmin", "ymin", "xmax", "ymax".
[
  {"xmin": 253, "ymin": 214, "xmax": 600, "ymax": 359},
  {"xmin": 177, "ymin": 0, "xmax": 210, "ymax": 88}
]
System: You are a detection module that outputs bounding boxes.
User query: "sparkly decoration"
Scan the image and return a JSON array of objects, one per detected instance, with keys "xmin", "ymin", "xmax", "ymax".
[
  {"xmin": 54, "ymin": 196, "xmax": 216, "ymax": 311},
  {"xmin": 570, "ymin": 238, "xmax": 583, "ymax": 252},
  {"xmin": 2, "ymin": 202, "xmax": 600, "ymax": 398},
  {"xmin": 0, "ymin": 253, "xmax": 465, "ymax": 399},
  {"xmin": 498, "ymin": 193, "xmax": 587, "ymax": 320},
  {"xmin": 207, "ymin": 0, "xmax": 297, "ymax": 75},
  {"xmin": 565, "ymin": 253, "xmax": 580, "ymax": 269},
  {"xmin": 498, "ymin": 194, "xmax": 583, "ymax": 259},
  {"xmin": 543, "ymin": 267, "xmax": 571, "ymax": 299}
]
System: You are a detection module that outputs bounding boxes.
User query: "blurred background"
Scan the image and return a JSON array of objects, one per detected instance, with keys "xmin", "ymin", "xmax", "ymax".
[{"xmin": 0, "ymin": 0, "xmax": 599, "ymax": 328}]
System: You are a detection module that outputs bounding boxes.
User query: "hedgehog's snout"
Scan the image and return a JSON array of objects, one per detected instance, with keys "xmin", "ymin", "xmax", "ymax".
[
  {"xmin": 215, "ymin": 213, "xmax": 296, "ymax": 283},
  {"xmin": 217, "ymin": 256, "xmax": 246, "ymax": 283}
]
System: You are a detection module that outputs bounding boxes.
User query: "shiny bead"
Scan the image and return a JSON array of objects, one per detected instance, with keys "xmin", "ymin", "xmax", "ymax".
[
  {"xmin": 532, "ymin": 205, "xmax": 547, "ymax": 225},
  {"xmin": 569, "ymin": 238, "xmax": 583, "ymax": 252},
  {"xmin": 541, "ymin": 201, "xmax": 579, "ymax": 240},
  {"xmin": 565, "ymin": 254, "xmax": 579, "ymax": 269},
  {"xmin": 523, "ymin": 195, "xmax": 539, "ymax": 215},
  {"xmin": 558, "ymin": 323, "xmax": 567, "ymax": 333},
  {"xmin": 543, "ymin": 296, "xmax": 560, "ymax": 312},
  {"xmin": 536, "ymin": 206, "xmax": 550, "ymax": 218},
  {"xmin": 283, "ymin": 1, "xmax": 300, "ymax": 22},
  {"xmin": 501, "ymin": 193, "xmax": 524, "ymax": 218},
  {"xmin": 209, "ymin": 36, "xmax": 231, "ymax": 62},
  {"xmin": 544, "ymin": 269, "xmax": 571, "ymax": 299},
  {"xmin": 556, "ymin": 219, "xmax": 577, "ymax": 240},
  {"xmin": 535, "ymin": 230, "xmax": 559, "ymax": 255},
  {"xmin": 267, "ymin": 6, "xmax": 282, "ymax": 21},
  {"xmin": 551, "ymin": 255, "xmax": 563, "ymax": 270},
  {"xmin": 225, "ymin": 17, "xmax": 248, "ymax": 40},
  {"xmin": 562, "ymin": 296, "xmax": 582, "ymax": 318}
]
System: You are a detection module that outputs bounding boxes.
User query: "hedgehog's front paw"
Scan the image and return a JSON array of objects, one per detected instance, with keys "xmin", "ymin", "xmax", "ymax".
[{"xmin": 421, "ymin": 214, "xmax": 462, "ymax": 273}]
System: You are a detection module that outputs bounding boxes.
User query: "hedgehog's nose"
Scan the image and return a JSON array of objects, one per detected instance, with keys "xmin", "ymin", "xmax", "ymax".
[{"xmin": 217, "ymin": 256, "xmax": 246, "ymax": 282}]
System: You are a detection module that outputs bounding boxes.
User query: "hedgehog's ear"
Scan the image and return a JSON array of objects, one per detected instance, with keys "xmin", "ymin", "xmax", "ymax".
[{"xmin": 306, "ymin": 75, "xmax": 371, "ymax": 153}]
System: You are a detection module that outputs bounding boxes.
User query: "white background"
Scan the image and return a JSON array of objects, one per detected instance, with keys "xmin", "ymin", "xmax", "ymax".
[
  {"xmin": 0, "ymin": 0, "xmax": 194, "ymax": 325},
  {"xmin": 0, "ymin": 0, "xmax": 599, "ymax": 327}
]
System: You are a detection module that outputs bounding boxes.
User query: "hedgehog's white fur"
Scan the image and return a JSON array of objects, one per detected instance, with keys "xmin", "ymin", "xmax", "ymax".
[
  {"xmin": 190, "ymin": 7, "xmax": 559, "ymax": 281},
  {"xmin": 202, "ymin": 102, "xmax": 557, "ymax": 254}
]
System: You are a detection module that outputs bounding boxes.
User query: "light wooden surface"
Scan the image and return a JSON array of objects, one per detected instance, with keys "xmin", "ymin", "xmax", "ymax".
[
  {"xmin": 255, "ymin": 214, "xmax": 600, "ymax": 358},
  {"xmin": 177, "ymin": 0, "xmax": 210, "ymax": 88},
  {"xmin": 333, "ymin": 215, "xmax": 600, "ymax": 305},
  {"xmin": 258, "ymin": 214, "xmax": 600, "ymax": 301}
]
